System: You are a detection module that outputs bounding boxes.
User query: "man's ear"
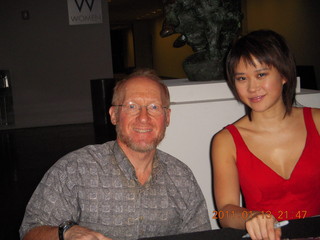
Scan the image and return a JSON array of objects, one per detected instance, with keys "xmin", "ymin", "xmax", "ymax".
[
  {"xmin": 109, "ymin": 106, "xmax": 117, "ymax": 125},
  {"xmin": 165, "ymin": 108, "xmax": 171, "ymax": 127}
]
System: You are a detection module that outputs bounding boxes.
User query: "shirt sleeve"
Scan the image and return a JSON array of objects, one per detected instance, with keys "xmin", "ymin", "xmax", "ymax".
[
  {"xmin": 19, "ymin": 155, "xmax": 80, "ymax": 239},
  {"xmin": 178, "ymin": 170, "xmax": 212, "ymax": 233}
]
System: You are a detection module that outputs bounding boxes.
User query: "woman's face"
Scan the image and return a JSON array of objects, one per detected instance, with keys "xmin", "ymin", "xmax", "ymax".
[{"xmin": 234, "ymin": 57, "xmax": 287, "ymax": 113}]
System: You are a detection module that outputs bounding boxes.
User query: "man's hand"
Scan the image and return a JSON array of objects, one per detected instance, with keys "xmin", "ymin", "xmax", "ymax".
[{"xmin": 65, "ymin": 225, "xmax": 112, "ymax": 240}]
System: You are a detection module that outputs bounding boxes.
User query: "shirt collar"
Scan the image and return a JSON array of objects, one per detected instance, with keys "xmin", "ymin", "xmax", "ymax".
[{"xmin": 112, "ymin": 141, "xmax": 163, "ymax": 184}]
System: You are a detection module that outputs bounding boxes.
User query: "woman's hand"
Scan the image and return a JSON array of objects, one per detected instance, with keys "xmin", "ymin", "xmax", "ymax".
[{"xmin": 245, "ymin": 212, "xmax": 281, "ymax": 240}]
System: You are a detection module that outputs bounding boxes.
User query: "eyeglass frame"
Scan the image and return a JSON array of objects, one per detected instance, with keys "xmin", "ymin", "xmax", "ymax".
[{"xmin": 112, "ymin": 102, "xmax": 169, "ymax": 116}]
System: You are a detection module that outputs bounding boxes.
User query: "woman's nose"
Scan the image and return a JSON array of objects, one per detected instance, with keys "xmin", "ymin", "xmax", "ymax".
[{"xmin": 248, "ymin": 78, "xmax": 260, "ymax": 92}]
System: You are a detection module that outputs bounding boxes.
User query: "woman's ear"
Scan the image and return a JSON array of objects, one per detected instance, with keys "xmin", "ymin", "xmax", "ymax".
[{"xmin": 282, "ymin": 77, "xmax": 288, "ymax": 85}]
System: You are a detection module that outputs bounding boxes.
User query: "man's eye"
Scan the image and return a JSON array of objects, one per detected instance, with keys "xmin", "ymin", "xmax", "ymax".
[
  {"xmin": 150, "ymin": 104, "xmax": 159, "ymax": 110},
  {"xmin": 128, "ymin": 104, "xmax": 137, "ymax": 109}
]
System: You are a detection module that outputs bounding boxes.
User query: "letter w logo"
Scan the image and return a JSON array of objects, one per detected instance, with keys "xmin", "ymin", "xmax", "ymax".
[{"xmin": 74, "ymin": 0, "xmax": 95, "ymax": 11}]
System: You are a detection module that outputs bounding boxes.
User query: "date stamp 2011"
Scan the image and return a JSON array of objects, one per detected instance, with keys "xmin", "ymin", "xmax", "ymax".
[
  {"xmin": 212, "ymin": 210, "xmax": 236, "ymax": 220},
  {"xmin": 212, "ymin": 210, "xmax": 308, "ymax": 220}
]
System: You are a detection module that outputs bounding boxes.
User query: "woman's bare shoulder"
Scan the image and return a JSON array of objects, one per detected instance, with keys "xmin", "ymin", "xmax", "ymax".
[
  {"xmin": 311, "ymin": 107, "xmax": 320, "ymax": 132},
  {"xmin": 212, "ymin": 115, "xmax": 248, "ymax": 152},
  {"xmin": 212, "ymin": 126, "xmax": 236, "ymax": 158},
  {"xmin": 311, "ymin": 107, "xmax": 320, "ymax": 117},
  {"xmin": 213, "ymin": 126, "xmax": 232, "ymax": 143}
]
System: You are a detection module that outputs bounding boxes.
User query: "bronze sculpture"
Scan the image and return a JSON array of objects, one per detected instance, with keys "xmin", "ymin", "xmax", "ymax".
[{"xmin": 160, "ymin": 0, "xmax": 242, "ymax": 81}]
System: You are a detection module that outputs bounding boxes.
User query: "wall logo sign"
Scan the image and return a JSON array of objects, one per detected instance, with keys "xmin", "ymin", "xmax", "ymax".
[{"xmin": 67, "ymin": 0, "xmax": 103, "ymax": 25}]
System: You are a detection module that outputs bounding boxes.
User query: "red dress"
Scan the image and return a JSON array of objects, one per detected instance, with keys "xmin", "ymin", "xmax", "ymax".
[{"xmin": 225, "ymin": 107, "xmax": 320, "ymax": 221}]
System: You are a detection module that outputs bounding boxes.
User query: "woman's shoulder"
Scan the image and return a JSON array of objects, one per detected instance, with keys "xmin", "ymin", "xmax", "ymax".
[
  {"xmin": 310, "ymin": 107, "xmax": 320, "ymax": 117},
  {"xmin": 292, "ymin": 107, "xmax": 320, "ymax": 133},
  {"xmin": 294, "ymin": 107, "xmax": 320, "ymax": 121},
  {"xmin": 214, "ymin": 127, "xmax": 232, "ymax": 141},
  {"xmin": 212, "ymin": 126, "xmax": 239, "ymax": 164},
  {"xmin": 214, "ymin": 116, "xmax": 246, "ymax": 138},
  {"xmin": 310, "ymin": 107, "xmax": 320, "ymax": 131},
  {"xmin": 212, "ymin": 126, "xmax": 237, "ymax": 153}
]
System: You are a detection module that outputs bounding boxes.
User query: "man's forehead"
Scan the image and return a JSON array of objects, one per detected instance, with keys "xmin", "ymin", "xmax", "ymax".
[
  {"xmin": 126, "ymin": 76, "xmax": 158, "ymax": 86},
  {"xmin": 124, "ymin": 77, "xmax": 162, "ymax": 93}
]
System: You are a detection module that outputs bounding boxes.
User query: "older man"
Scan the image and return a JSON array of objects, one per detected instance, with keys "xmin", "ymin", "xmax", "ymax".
[{"xmin": 20, "ymin": 69, "xmax": 211, "ymax": 240}]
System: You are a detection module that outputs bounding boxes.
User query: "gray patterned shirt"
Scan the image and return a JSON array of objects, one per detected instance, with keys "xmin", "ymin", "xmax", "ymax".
[{"xmin": 20, "ymin": 141, "xmax": 211, "ymax": 240}]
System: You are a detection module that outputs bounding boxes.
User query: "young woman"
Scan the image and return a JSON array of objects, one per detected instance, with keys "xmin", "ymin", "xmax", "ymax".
[{"xmin": 211, "ymin": 30, "xmax": 320, "ymax": 240}]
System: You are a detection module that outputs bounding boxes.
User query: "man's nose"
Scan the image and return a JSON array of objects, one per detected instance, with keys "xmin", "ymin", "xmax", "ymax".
[{"xmin": 137, "ymin": 106, "xmax": 150, "ymax": 121}]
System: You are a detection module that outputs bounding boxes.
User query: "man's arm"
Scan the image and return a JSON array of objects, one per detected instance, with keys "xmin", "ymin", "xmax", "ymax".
[
  {"xmin": 178, "ymin": 169, "xmax": 212, "ymax": 233},
  {"xmin": 23, "ymin": 226, "xmax": 57, "ymax": 240},
  {"xmin": 23, "ymin": 225, "xmax": 112, "ymax": 240}
]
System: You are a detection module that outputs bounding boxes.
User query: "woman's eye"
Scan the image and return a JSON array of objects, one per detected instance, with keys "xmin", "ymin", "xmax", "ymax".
[
  {"xmin": 235, "ymin": 76, "xmax": 246, "ymax": 81},
  {"xmin": 258, "ymin": 73, "xmax": 267, "ymax": 78}
]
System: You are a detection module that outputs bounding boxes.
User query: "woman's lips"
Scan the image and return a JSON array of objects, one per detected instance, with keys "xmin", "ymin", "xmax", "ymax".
[{"xmin": 249, "ymin": 95, "xmax": 265, "ymax": 103}]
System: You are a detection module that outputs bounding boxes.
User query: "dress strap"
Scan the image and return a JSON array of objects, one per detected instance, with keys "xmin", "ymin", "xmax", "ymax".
[
  {"xmin": 225, "ymin": 124, "xmax": 248, "ymax": 150},
  {"xmin": 303, "ymin": 107, "xmax": 318, "ymax": 136}
]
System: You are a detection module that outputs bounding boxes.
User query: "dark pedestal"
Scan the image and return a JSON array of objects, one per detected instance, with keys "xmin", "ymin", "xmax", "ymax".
[{"xmin": 90, "ymin": 79, "xmax": 116, "ymax": 143}]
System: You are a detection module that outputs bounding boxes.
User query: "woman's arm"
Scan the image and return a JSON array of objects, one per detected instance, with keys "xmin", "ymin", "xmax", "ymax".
[
  {"xmin": 211, "ymin": 129, "xmax": 280, "ymax": 240},
  {"xmin": 211, "ymin": 129, "xmax": 248, "ymax": 229}
]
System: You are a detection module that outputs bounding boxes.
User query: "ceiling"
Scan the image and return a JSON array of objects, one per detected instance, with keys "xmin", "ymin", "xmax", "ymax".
[{"xmin": 108, "ymin": 0, "xmax": 164, "ymax": 28}]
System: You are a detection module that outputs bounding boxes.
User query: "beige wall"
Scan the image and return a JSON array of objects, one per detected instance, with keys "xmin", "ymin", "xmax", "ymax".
[
  {"xmin": 124, "ymin": 28, "xmax": 135, "ymax": 68},
  {"xmin": 243, "ymin": 0, "xmax": 320, "ymax": 89},
  {"xmin": 152, "ymin": 18, "xmax": 193, "ymax": 79}
]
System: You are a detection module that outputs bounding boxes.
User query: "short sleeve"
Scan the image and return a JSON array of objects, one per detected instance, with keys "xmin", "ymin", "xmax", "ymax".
[{"xmin": 19, "ymin": 154, "xmax": 80, "ymax": 238}]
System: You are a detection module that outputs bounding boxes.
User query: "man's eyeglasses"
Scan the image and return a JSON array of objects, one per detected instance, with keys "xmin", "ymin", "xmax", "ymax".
[{"xmin": 113, "ymin": 102, "xmax": 168, "ymax": 116}]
